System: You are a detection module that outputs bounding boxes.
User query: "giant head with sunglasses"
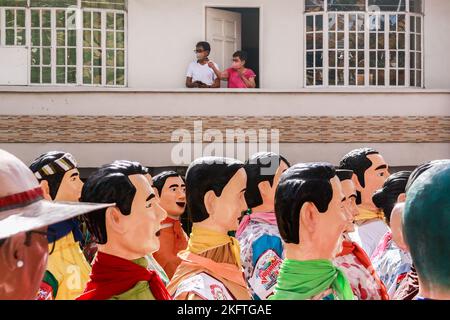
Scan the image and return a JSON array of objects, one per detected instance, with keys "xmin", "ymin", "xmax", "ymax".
[
  {"xmin": 76, "ymin": 160, "xmax": 170, "ymax": 300},
  {"xmin": 0, "ymin": 149, "xmax": 111, "ymax": 300}
]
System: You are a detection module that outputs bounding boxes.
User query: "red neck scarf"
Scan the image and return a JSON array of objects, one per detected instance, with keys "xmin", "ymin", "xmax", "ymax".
[
  {"xmin": 76, "ymin": 252, "xmax": 171, "ymax": 300},
  {"xmin": 162, "ymin": 217, "xmax": 187, "ymax": 252},
  {"xmin": 338, "ymin": 240, "xmax": 389, "ymax": 300}
]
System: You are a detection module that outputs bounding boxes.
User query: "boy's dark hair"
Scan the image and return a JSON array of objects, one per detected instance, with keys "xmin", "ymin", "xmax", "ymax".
[
  {"xmin": 372, "ymin": 171, "xmax": 411, "ymax": 224},
  {"xmin": 152, "ymin": 170, "xmax": 184, "ymax": 196},
  {"xmin": 79, "ymin": 160, "xmax": 149, "ymax": 244},
  {"xmin": 29, "ymin": 151, "xmax": 71, "ymax": 200},
  {"xmin": 275, "ymin": 162, "xmax": 336, "ymax": 244},
  {"xmin": 244, "ymin": 152, "xmax": 290, "ymax": 209},
  {"xmin": 233, "ymin": 50, "xmax": 248, "ymax": 63},
  {"xmin": 339, "ymin": 147, "xmax": 380, "ymax": 204},
  {"xmin": 196, "ymin": 41, "xmax": 211, "ymax": 54},
  {"xmin": 186, "ymin": 157, "xmax": 245, "ymax": 223}
]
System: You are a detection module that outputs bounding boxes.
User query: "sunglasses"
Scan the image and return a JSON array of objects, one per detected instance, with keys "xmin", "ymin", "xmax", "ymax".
[{"xmin": 0, "ymin": 228, "xmax": 57, "ymax": 254}]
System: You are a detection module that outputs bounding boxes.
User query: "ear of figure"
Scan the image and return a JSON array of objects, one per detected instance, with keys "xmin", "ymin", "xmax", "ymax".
[
  {"xmin": 106, "ymin": 206, "xmax": 126, "ymax": 236},
  {"xmin": 203, "ymin": 190, "xmax": 216, "ymax": 219},
  {"xmin": 397, "ymin": 192, "xmax": 406, "ymax": 203},
  {"xmin": 300, "ymin": 202, "xmax": 317, "ymax": 235},
  {"xmin": 153, "ymin": 187, "xmax": 160, "ymax": 199},
  {"xmin": 351, "ymin": 173, "xmax": 362, "ymax": 192},
  {"xmin": 257, "ymin": 180, "xmax": 272, "ymax": 202},
  {"xmin": 39, "ymin": 180, "xmax": 52, "ymax": 201}
]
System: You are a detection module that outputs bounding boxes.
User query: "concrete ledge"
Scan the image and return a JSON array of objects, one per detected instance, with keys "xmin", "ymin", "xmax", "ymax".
[{"xmin": 0, "ymin": 86, "xmax": 449, "ymax": 94}]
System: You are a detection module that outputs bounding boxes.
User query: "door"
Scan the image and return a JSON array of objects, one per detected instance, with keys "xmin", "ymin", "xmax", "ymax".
[{"xmin": 206, "ymin": 8, "xmax": 241, "ymax": 87}]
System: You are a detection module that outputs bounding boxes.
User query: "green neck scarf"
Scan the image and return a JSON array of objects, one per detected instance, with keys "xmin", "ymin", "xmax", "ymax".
[{"xmin": 269, "ymin": 259, "xmax": 354, "ymax": 300}]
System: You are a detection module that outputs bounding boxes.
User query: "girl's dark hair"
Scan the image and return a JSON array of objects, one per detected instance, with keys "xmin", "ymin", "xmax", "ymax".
[
  {"xmin": 372, "ymin": 171, "xmax": 411, "ymax": 224},
  {"xmin": 233, "ymin": 50, "xmax": 248, "ymax": 62}
]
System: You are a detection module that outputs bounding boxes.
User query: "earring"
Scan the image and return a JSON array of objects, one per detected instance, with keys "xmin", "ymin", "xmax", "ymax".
[{"xmin": 17, "ymin": 260, "xmax": 24, "ymax": 268}]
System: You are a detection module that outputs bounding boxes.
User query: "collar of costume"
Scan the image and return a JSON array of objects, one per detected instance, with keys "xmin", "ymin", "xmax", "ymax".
[
  {"xmin": 47, "ymin": 218, "xmax": 83, "ymax": 243},
  {"xmin": 0, "ymin": 187, "xmax": 43, "ymax": 212},
  {"xmin": 236, "ymin": 211, "xmax": 277, "ymax": 237},
  {"xmin": 270, "ymin": 259, "xmax": 354, "ymax": 300},
  {"xmin": 76, "ymin": 251, "xmax": 171, "ymax": 300},
  {"xmin": 355, "ymin": 207, "xmax": 385, "ymax": 222},
  {"xmin": 34, "ymin": 153, "xmax": 77, "ymax": 179},
  {"xmin": 187, "ymin": 225, "xmax": 242, "ymax": 269},
  {"xmin": 371, "ymin": 231, "xmax": 392, "ymax": 260},
  {"xmin": 337, "ymin": 240, "xmax": 390, "ymax": 300},
  {"xmin": 161, "ymin": 216, "xmax": 186, "ymax": 249}
]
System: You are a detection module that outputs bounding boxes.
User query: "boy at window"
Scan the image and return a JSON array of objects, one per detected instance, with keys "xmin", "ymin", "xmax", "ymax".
[
  {"xmin": 186, "ymin": 41, "xmax": 220, "ymax": 88},
  {"xmin": 209, "ymin": 50, "xmax": 256, "ymax": 88}
]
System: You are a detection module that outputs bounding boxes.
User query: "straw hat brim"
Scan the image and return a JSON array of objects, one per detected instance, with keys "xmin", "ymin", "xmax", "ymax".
[{"xmin": 0, "ymin": 199, "xmax": 114, "ymax": 240}]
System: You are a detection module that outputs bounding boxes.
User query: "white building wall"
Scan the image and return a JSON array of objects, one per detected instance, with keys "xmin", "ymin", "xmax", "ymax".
[
  {"xmin": 424, "ymin": 0, "xmax": 450, "ymax": 89},
  {"xmin": 127, "ymin": 0, "xmax": 303, "ymax": 89},
  {"xmin": 127, "ymin": 0, "xmax": 450, "ymax": 89}
]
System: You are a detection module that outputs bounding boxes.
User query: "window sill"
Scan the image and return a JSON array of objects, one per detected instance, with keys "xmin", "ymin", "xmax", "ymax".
[{"xmin": 0, "ymin": 86, "xmax": 449, "ymax": 94}]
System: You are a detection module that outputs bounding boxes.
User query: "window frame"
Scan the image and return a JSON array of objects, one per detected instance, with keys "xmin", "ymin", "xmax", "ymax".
[
  {"xmin": 0, "ymin": 0, "xmax": 127, "ymax": 87},
  {"xmin": 303, "ymin": 0, "xmax": 424, "ymax": 88}
]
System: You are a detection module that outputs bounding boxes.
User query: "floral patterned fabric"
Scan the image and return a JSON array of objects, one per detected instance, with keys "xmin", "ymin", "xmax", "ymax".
[
  {"xmin": 334, "ymin": 252, "xmax": 382, "ymax": 300},
  {"xmin": 371, "ymin": 231, "xmax": 412, "ymax": 298},
  {"xmin": 237, "ymin": 218, "xmax": 284, "ymax": 300}
]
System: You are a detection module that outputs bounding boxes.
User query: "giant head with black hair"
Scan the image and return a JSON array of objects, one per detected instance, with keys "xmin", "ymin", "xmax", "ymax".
[
  {"xmin": 80, "ymin": 160, "xmax": 167, "ymax": 258},
  {"xmin": 152, "ymin": 170, "xmax": 186, "ymax": 218},
  {"xmin": 275, "ymin": 163, "xmax": 348, "ymax": 259},
  {"xmin": 244, "ymin": 152, "xmax": 290, "ymax": 211},
  {"xmin": 339, "ymin": 147, "xmax": 390, "ymax": 209},
  {"xmin": 405, "ymin": 159, "xmax": 450, "ymax": 193},
  {"xmin": 336, "ymin": 169, "xmax": 359, "ymax": 233},
  {"xmin": 403, "ymin": 162, "xmax": 450, "ymax": 299},
  {"xmin": 186, "ymin": 157, "xmax": 247, "ymax": 232},
  {"xmin": 29, "ymin": 151, "xmax": 82, "ymax": 202},
  {"xmin": 372, "ymin": 171, "xmax": 411, "ymax": 224}
]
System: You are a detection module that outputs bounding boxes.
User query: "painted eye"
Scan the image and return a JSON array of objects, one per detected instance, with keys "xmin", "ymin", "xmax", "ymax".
[{"xmin": 146, "ymin": 202, "xmax": 152, "ymax": 208}]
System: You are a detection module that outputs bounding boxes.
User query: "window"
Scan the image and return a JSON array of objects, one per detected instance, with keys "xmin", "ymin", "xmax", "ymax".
[
  {"xmin": 0, "ymin": 0, "xmax": 126, "ymax": 86},
  {"xmin": 82, "ymin": 9, "xmax": 125, "ymax": 85},
  {"xmin": 0, "ymin": 5, "xmax": 26, "ymax": 46},
  {"xmin": 304, "ymin": 0, "xmax": 423, "ymax": 87}
]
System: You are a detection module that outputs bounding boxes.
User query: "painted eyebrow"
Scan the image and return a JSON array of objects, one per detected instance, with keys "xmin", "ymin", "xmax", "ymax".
[
  {"xmin": 70, "ymin": 172, "xmax": 79, "ymax": 178},
  {"xmin": 375, "ymin": 164, "xmax": 388, "ymax": 170},
  {"xmin": 146, "ymin": 193, "xmax": 155, "ymax": 202},
  {"xmin": 341, "ymin": 197, "xmax": 346, "ymax": 202}
]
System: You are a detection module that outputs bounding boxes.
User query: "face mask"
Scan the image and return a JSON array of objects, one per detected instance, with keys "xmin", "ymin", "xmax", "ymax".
[{"xmin": 232, "ymin": 62, "xmax": 242, "ymax": 69}]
